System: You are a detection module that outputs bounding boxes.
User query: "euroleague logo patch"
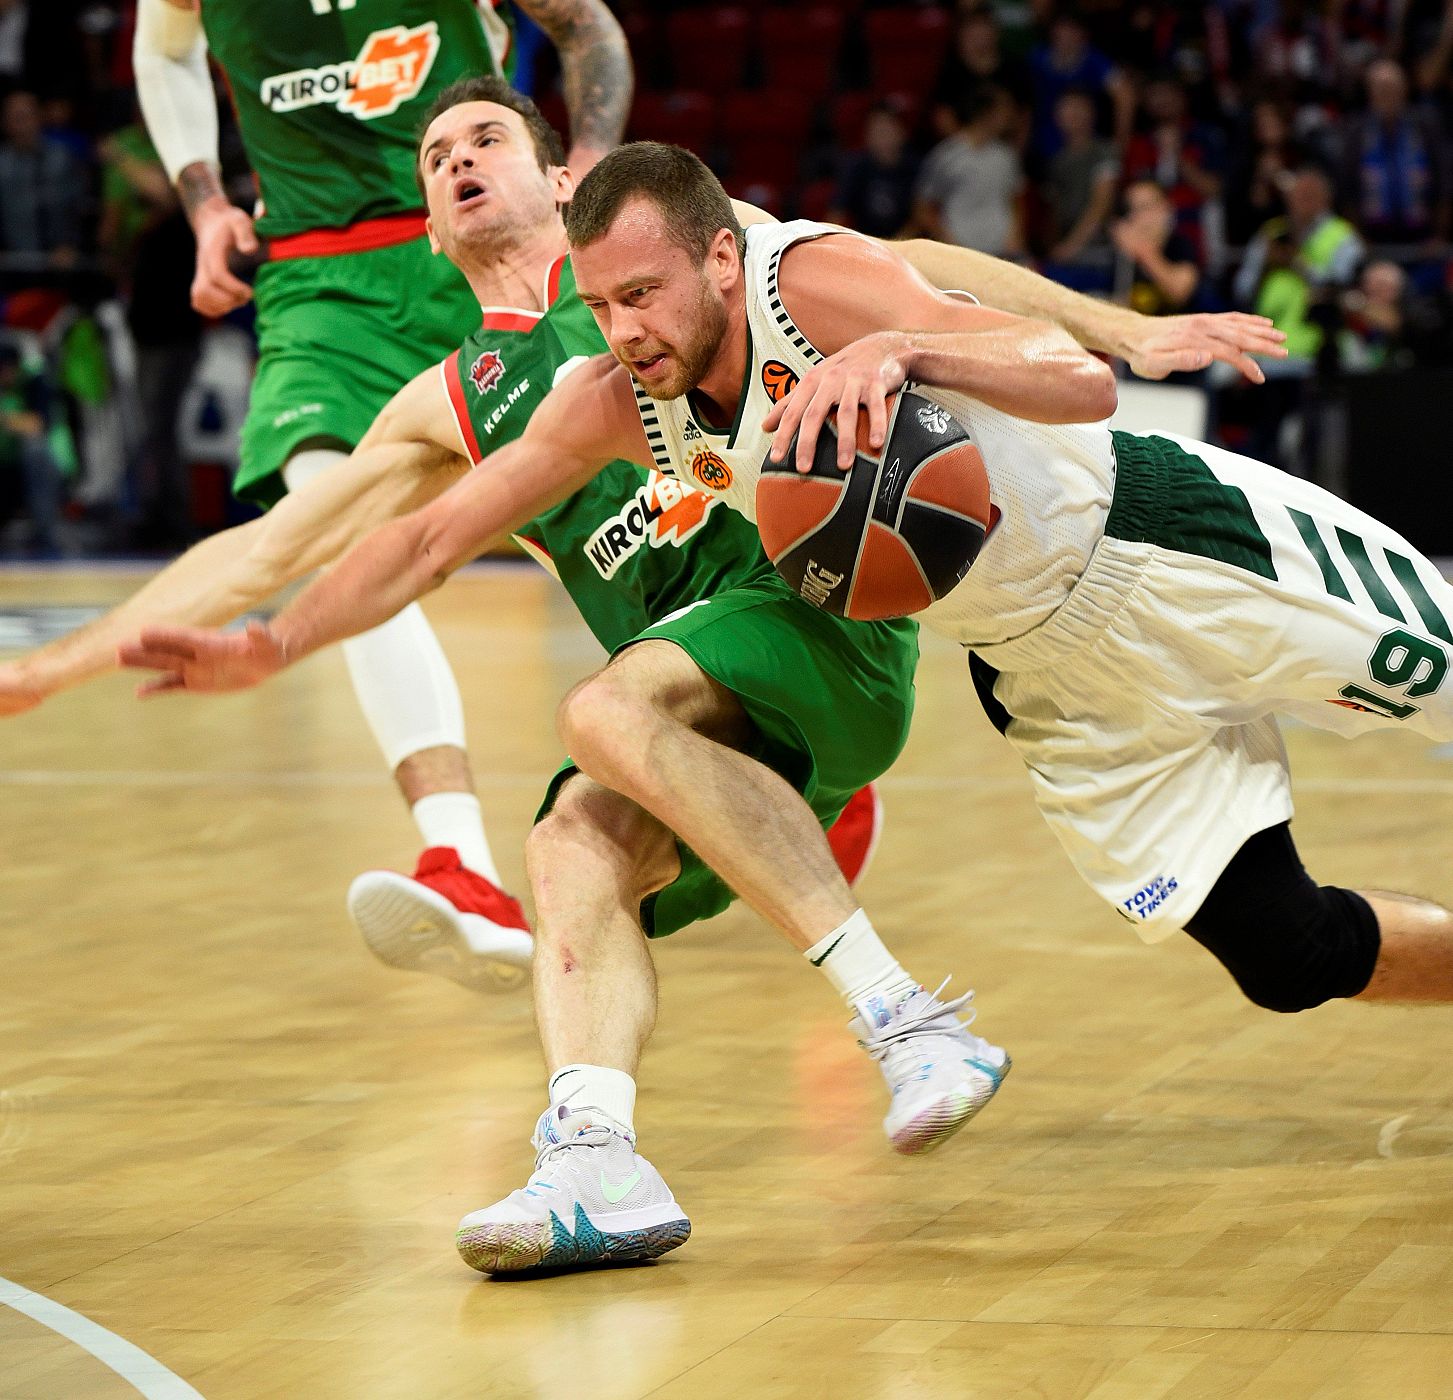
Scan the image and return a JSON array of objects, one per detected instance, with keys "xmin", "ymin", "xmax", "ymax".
[
  {"xmin": 689, "ymin": 448, "xmax": 733, "ymax": 491},
  {"xmin": 760, "ymin": 360, "xmax": 799, "ymax": 404},
  {"xmin": 469, "ymin": 349, "xmax": 506, "ymax": 395},
  {"xmin": 261, "ymin": 22, "xmax": 441, "ymax": 121}
]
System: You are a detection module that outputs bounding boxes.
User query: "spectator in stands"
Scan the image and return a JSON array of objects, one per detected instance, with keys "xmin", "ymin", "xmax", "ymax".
[
  {"xmin": 1111, "ymin": 178, "xmax": 1204, "ymax": 316},
  {"xmin": 1042, "ymin": 86, "xmax": 1118, "ymax": 289},
  {"xmin": 1340, "ymin": 257, "xmax": 1453, "ymax": 368},
  {"xmin": 0, "ymin": 89, "xmax": 85, "ymax": 266},
  {"xmin": 1226, "ymin": 98, "xmax": 1305, "ymax": 245},
  {"xmin": 1121, "ymin": 77, "xmax": 1226, "ymax": 264},
  {"xmin": 99, "ymin": 116, "xmax": 203, "ymax": 548},
  {"xmin": 827, "ymin": 101, "xmax": 920, "ymax": 239},
  {"xmin": 913, "ymin": 84, "xmax": 1025, "ymax": 257},
  {"xmin": 931, "ymin": 7, "xmax": 1031, "ymax": 143},
  {"xmin": 1226, "ymin": 167, "xmax": 1365, "ymax": 472},
  {"xmin": 0, "ymin": 340, "xmax": 64, "ymax": 557},
  {"xmin": 1233, "ymin": 166, "xmax": 1365, "ymax": 360},
  {"xmin": 1338, "ymin": 57, "xmax": 1451, "ymax": 246},
  {"xmin": 0, "ymin": 0, "xmax": 26, "ymax": 90},
  {"xmin": 1027, "ymin": 10, "xmax": 1133, "ymax": 162}
]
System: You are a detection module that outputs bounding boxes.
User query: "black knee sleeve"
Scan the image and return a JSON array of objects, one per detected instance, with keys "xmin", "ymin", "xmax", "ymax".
[{"xmin": 1184, "ymin": 823, "xmax": 1381, "ymax": 1013}]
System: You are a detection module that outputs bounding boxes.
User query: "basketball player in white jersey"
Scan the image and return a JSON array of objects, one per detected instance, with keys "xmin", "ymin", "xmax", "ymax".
[{"xmin": 121, "ymin": 145, "xmax": 1453, "ymax": 1274}]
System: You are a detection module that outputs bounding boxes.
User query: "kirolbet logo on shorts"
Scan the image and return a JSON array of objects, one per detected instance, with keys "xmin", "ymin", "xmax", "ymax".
[
  {"xmin": 469, "ymin": 349, "xmax": 506, "ymax": 395},
  {"xmin": 585, "ymin": 473, "xmax": 720, "ymax": 579},
  {"xmin": 261, "ymin": 23, "xmax": 440, "ymax": 120}
]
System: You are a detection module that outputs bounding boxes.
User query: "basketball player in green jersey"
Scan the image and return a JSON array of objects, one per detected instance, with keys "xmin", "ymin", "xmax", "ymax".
[{"xmin": 131, "ymin": 0, "xmax": 631, "ymax": 978}]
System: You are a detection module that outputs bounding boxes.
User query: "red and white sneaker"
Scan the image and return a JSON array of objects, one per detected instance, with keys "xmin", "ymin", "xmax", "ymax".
[
  {"xmin": 826, "ymin": 784, "xmax": 884, "ymax": 886},
  {"xmin": 347, "ymin": 847, "xmax": 533, "ymax": 994}
]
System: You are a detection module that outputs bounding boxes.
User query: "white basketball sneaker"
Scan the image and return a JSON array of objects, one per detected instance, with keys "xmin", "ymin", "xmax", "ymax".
[
  {"xmin": 347, "ymin": 847, "xmax": 533, "ymax": 993},
  {"xmin": 456, "ymin": 1108, "xmax": 691, "ymax": 1274},
  {"xmin": 850, "ymin": 979, "xmax": 1011, "ymax": 1155}
]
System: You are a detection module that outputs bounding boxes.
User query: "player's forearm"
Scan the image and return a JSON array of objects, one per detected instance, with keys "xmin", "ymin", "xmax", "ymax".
[
  {"xmin": 903, "ymin": 325, "xmax": 1117, "ymax": 424},
  {"xmin": 133, "ymin": 0, "xmax": 220, "ymax": 188},
  {"xmin": 266, "ymin": 513, "xmax": 453, "ymax": 665},
  {"xmin": 895, "ymin": 239, "xmax": 1145, "ymax": 362},
  {"xmin": 530, "ymin": 0, "xmax": 632, "ymax": 159},
  {"xmin": 15, "ymin": 522, "xmax": 275, "ymax": 698}
]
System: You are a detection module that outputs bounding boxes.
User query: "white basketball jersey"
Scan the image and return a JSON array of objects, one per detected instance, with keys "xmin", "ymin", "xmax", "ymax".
[{"xmin": 631, "ymin": 219, "xmax": 1117, "ymax": 647}]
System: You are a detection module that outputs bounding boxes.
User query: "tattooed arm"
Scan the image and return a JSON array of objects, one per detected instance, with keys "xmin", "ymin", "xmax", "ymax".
[{"xmin": 515, "ymin": 0, "xmax": 632, "ymax": 176}]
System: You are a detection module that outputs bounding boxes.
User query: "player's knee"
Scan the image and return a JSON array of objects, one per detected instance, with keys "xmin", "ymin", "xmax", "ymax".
[
  {"xmin": 555, "ymin": 670, "xmax": 659, "ymax": 787},
  {"xmin": 528, "ymin": 776, "xmax": 678, "ymax": 897},
  {"xmin": 1186, "ymin": 846, "xmax": 1381, "ymax": 1013}
]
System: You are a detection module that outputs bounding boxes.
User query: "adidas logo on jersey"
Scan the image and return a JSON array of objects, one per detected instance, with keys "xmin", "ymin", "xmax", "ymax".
[
  {"xmin": 585, "ymin": 473, "xmax": 720, "ymax": 580},
  {"xmin": 261, "ymin": 23, "xmax": 440, "ymax": 121}
]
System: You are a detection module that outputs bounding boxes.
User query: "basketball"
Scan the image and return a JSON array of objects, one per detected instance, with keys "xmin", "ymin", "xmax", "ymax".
[{"xmin": 756, "ymin": 387, "xmax": 996, "ymax": 620}]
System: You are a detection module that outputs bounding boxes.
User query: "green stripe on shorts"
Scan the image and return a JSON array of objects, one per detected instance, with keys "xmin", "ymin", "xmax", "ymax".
[
  {"xmin": 1335, "ymin": 527, "xmax": 1405, "ymax": 622},
  {"xmin": 1107, "ymin": 432, "xmax": 1276, "ymax": 581},
  {"xmin": 1287, "ymin": 508, "xmax": 1354, "ymax": 601},
  {"xmin": 1385, "ymin": 550, "xmax": 1453, "ymax": 644}
]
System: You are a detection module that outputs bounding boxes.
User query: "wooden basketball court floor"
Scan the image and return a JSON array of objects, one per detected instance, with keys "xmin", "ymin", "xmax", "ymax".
[{"xmin": 3, "ymin": 564, "xmax": 1453, "ymax": 1400}]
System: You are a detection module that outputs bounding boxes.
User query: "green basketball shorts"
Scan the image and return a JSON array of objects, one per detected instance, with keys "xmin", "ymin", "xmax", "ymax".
[
  {"xmin": 236, "ymin": 235, "xmax": 480, "ymax": 507},
  {"xmin": 537, "ymin": 579, "xmax": 919, "ymax": 936}
]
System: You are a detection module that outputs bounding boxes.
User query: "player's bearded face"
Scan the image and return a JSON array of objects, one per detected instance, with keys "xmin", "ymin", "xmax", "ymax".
[{"xmin": 616, "ymin": 268, "xmax": 728, "ymax": 401}]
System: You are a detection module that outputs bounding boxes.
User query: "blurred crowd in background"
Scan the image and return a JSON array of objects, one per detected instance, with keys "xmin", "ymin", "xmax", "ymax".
[{"xmin": 1, "ymin": 0, "xmax": 1452, "ymax": 558}]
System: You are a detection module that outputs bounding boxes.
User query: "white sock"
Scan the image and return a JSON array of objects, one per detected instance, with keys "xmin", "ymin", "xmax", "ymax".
[
  {"xmin": 411, "ymin": 791, "xmax": 501, "ymax": 884},
  {"xmin": 804, "ymin": 909, "xmax": 918, "ymax": 1015},
  {"xmin": 548, "ymin": 1063, "xmax": 637, "ymax": 1138}
]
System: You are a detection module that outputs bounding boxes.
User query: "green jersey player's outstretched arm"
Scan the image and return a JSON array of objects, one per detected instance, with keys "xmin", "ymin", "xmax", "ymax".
[
  {"xmin": 117, "ymin": 357, "xmax": 649, "ymax": 697},
  {"xmin": 727, "ymin": 201, "xmax": 1288, "ymax": 385},
  {"xmin": 891, "ymin": 239, "xmax": 1288, "ymax": 384},
  {"xmin": 0, "ymin": 368, "xmax": 468, "ymax": 716}
]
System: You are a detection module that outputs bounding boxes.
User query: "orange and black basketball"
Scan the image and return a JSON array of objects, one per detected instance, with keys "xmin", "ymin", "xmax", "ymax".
[{"xmin": 756, "ymin": 387, "xmax": 995, "ymax": 620}]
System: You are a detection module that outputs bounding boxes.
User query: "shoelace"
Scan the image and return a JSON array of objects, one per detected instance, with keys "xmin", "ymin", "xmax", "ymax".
[
  {"xmin": 517, "ymin": 1124, "xmax": 620, "ymax": 1202},
  {"xmin": 856, "ymin": 978, "xmax": 982, "ymax": 1064}
]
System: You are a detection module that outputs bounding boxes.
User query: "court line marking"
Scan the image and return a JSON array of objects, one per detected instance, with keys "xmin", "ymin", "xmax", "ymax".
[
  {"xmin": 0, "ymin": 1273, "xmax": 203, "ymax": 1399},
  {"xmin": 5, "ymin": 770, "xmax": 1453, "ymax": 797}
]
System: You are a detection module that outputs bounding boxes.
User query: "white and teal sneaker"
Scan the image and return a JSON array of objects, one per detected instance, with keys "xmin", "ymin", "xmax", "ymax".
[
  {"xmin": 456, "ymin": 1108, "xmax": 691, "ymax": 1274},
  {"xmin": 850, "ymin": 979, "xmax": 1011, "ymax": 1155}
]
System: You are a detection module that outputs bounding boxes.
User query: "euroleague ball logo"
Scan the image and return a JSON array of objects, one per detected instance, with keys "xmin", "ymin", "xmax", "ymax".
[
  {"xmin": 470, "ymin": 349, "xmax": 506, "ymax": 395},
  {"xmin": 761, "ymin": 360, "xmax": 799, "ymax": 404},
  {"xmin": 690, "ymin": 448, "xmax": 733, "ymax": 491},
  {"xmin": 260, "ymin": 22, "xmax": 441, "ymax": 121}
]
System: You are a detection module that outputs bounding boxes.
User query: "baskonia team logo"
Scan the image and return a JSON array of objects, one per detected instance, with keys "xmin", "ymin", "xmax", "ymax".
[
  {"xmin": 260, "ymin": 23, "xmax": 441, "ymax": 121},
  {"xmin": 469, "ymin": 350, "xmax": 506, "ymax": 395},
  {"xmin": 690, "ymin": 448, "xmax": 733, "ymax": 490}
]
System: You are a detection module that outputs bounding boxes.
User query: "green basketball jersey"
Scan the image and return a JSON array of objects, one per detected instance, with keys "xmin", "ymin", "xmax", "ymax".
[
  {"xmin": 440, "ymin": 256, "xmax": 778, "ymax": 651},
  {"xmin": 201, "ymin": 0, "xmax": 513, "ymax": 238}
]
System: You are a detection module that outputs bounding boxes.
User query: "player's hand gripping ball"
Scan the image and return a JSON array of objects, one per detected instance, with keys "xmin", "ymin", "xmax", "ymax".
[{"xmin": 756, "ymin": 387, "xmax": 997, "ymax": 619}]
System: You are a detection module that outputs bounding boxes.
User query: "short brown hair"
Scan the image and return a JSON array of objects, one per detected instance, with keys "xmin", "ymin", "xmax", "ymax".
[
  {"xmin": 414, "ymin": 76, "xmax": 566, "ymax": 197},
  {"xmin": 565, "ymin": 142, "xmax": 744, "ymax": 263}
]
